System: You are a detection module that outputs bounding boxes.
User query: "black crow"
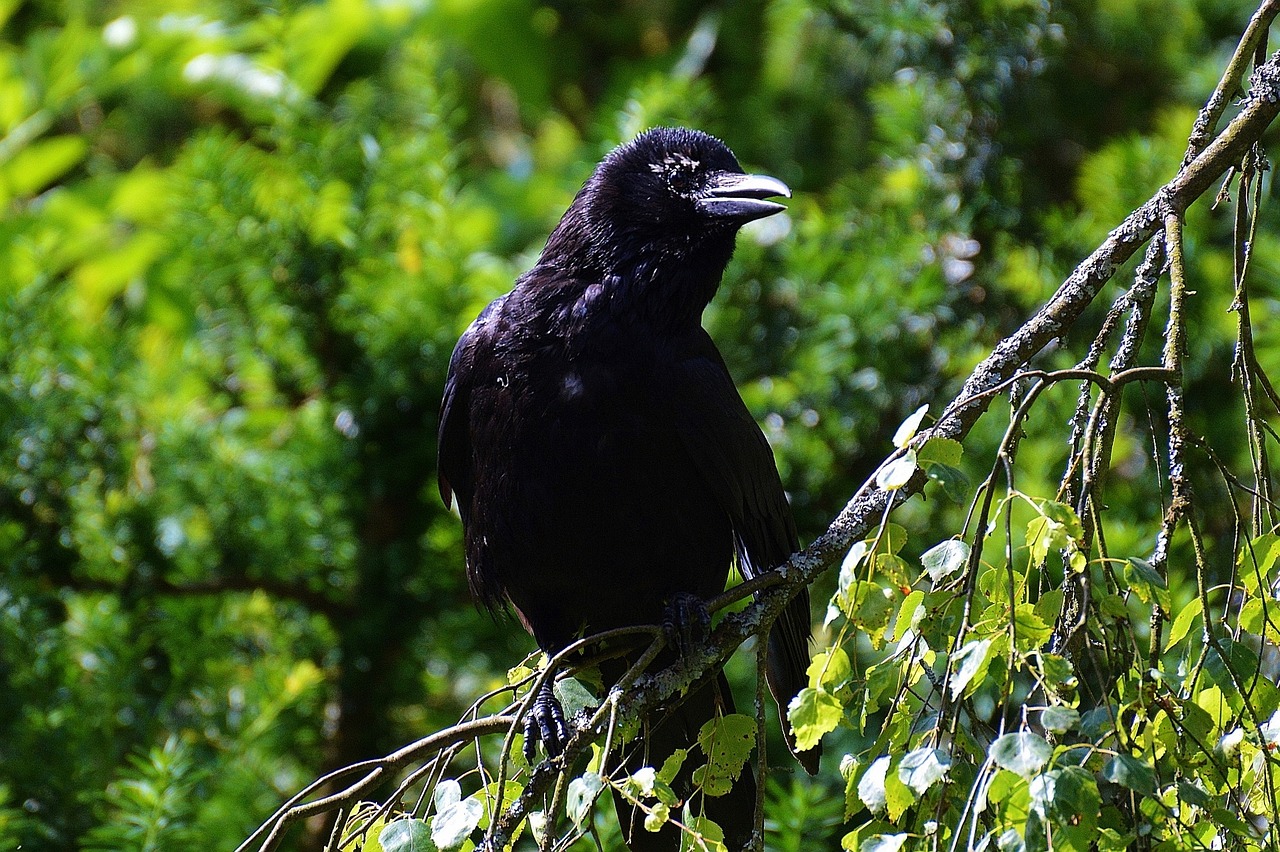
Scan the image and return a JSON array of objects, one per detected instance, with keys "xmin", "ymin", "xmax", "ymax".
[{"xmin": 437, "ymin": 127, "xmax": 820, "ymax": 851}]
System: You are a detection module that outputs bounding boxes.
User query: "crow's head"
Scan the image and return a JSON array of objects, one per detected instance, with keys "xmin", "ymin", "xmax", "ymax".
[{"xmin": 540, "ymin": 128, "xmax": 790, "ymax": 320}]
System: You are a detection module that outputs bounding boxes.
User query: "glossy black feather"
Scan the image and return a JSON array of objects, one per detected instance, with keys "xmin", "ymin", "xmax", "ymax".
[{"xmin": 437, "ymin": 127, "xmax": 821, "ymax": 849}]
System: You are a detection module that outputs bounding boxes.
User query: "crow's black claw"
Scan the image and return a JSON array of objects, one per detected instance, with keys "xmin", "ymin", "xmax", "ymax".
[
  {"xmin": 662, "ymin": 591, "xmax": 711, "ymax": 658},
  {"xmin": 523, "ymin": 678, "xmax": 569, "ymax": 764}
]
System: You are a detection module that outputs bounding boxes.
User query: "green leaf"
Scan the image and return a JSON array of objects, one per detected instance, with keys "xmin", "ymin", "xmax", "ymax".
[
  {"xmin": 949, "ymin": 638, "xmax": 993, "ymax": 699},
  {"xmin": 898, "ymin": 747, "xmax": 950, "ymax": 795},
  {"xmin": 884, "ymin": 768, "xmax": 915, "ymax": 821},
  {"xmin": 893, "ymin": 590, "xmax": 925, "ymax": 643},
  {"xmin": 1101, "ymin": 755, "xmax": 1155, "ymax": 796},
  {"xmin": 1177, "ymin": 780, "xmax": 1213, "ymax": 809},
  {"xmin": 925, "ymin": 462, "xmax": 969, "ymax": 502},
  {"xmin": 1041, "ymin": 706, "xmax": 1080, "ymax": 734},
  {"xmin": 869, "ymin": 523, "xmax": 908, "ymax": 557},
  {"xmin": 837, "ymin": 580, "xmax": 894, "ymax": 649},
  {"xmin": 379, "ymin": 819, "xmax": 436, "ymax": 852},
  {"xmin": 1163, "ymin": 597, "xmax": 1202, "ymax": 652},
  {"xmin": 1026, "ymin": 767, "xmax": 1100, "ymax": 852},
  {"xmin": 990, "ymin": 732, "xmax": 1053, "ymax": 777},
  {"xmin": 1096, "ymin": 827, "xmax": 1135, "ymax": 851},
  {"xmin": 1040, "ymin": 653, "xmax": 1075, "ymax": 689},
  {"xmin": 922, "ymin": 538, "xmax": 970, "ymax": 583},
  {"xmin": 1238, "ymin": 533, "xmax": 1280, "ymax": 595},
  {"xmin": 1034, "ymin": 588, "xmax": 1064, "ymax": 623},
  {"xmin": 657, "ymin": 749, "xmax": 687, "ymax": 786},
  {"xmin": 1080, "ymin": 707, "xmax": 1115, "ymax": 740},
  {"xmin": 683, "ymin": 815, "xmax": 727, "ymax": 852},
  {"xmin": 1025, "ymin": 499, "xmax": 1085, "ymax": 569},
  {"xmin": 692, "ymin": 714, "xmax": 756, "ymax": 796},
  {"xmin": 840, "ymin": 754, "xmax": 861, "ymax": 820},
  {"xmin": 807, "ymin": 647, "xmax": 852, "ymax": 691},
  {"xmin": 642, "ymin": 801, "xmax": 669, "ymax": 832},
  {"xmin": 1238, "ymin": 597, "xmax": 1280, "ymax": 644},
  {"xmin": 2, "ymin": 134, "xmax": 87, "ymax": 198},
  {"xmin": 1123, "ymin": 558, "xmax": 1171, "ymax": 613},
  {"xmin": 918, "ymin": 436, "xmax": 963, "ymax": 467},
  {"xmin": 1011, "ymin": 604, "xmax": 1052, "ymax": 650},
  {"xmin": 554, "ymin": 676, "xmax": 598, "ymax": 718},
  {"xmin": 1202, "ymin": 637, "xmax": 1260, "ymax": 702},
  {"xmin": 787, "ymin": 687, "xmax": 842, "ymax": 751},
  {"xmin": 566, "ymin": 772, "xmax": 604, "ymax": 828}
]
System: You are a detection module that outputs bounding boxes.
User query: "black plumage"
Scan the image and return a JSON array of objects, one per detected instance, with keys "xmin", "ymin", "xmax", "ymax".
[{"xmin": 437, "ymin": 127, "xmax": 820, "ymax": 851}]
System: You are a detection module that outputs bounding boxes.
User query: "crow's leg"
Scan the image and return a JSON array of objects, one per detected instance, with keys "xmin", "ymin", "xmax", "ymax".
[
  {"xmin": 662, "ymin": 591, "xmax": 711, "ymax": 659},
  {"xmin": 523, "ymin": 676, "xmax": 569, "ymax": 763}
]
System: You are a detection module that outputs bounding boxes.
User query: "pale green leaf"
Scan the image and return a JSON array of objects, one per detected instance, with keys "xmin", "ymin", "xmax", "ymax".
[
  {"xmin": 990, "ymin": 732, "xmax": 1052, "ymax": 777},
  {"xmin": 922, "ymin": 538, "xmax": 970, "ymax": 583},
  {"xmin": 1163, "ymin": 597, "xmax": 1202, "ymax": 652},
  {"xmin": 949, "ymin": 638, "xmax": 992, "ymax": 699},
  {"xmin": 898, "ymin": 747, "xmax": 950, "ymax": 795},
  {"xmin": 787, "ymin": 687, "xmax": 842, "ymax": 750},
  {"xmin": 892, "ymin": 404, "xmax": 929, "ymax": 448}
]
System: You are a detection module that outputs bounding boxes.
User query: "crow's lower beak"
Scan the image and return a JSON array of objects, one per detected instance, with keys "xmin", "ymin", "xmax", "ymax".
[{"xmin": 696, "ymin": 172, "xmax": 791, "ymax": 222}]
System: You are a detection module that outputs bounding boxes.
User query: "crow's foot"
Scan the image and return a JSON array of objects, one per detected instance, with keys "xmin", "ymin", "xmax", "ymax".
[
  {"xmin": 523, "ymin": 677, "xmax": 569, "ymax": 764},
  {"xmin": 662, "ymin": 591, "xmax": 711, "ymax": 658}
]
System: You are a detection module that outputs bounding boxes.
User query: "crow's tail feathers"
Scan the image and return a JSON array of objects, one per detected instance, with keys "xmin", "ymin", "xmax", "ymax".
[{"xmin": 766, "ymin": 594, "xmax": 823, "ymax": 776}]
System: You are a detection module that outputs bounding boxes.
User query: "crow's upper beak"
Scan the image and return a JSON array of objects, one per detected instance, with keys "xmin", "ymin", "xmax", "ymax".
[{"xmin": 696, "ymin": 172, "xmax": 791, "ymax": 222}]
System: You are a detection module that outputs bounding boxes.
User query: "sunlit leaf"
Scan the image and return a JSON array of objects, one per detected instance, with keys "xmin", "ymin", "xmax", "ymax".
[
  {"xmin": 693, "ymin": 714, "xmax": 755, "ymax": 796},
  {"xmin": 788, "ymin": 687, "xmax": 842, "ymax": 751},
  {"xmin": 876, "ymin": 450, "xmax": 918, "ymax": 490},
  {"xmin": 892, "ymin": 404, "xmax": 929, "ymax": 448},
  {"xmin": 949, "ymin": 638, "xmax": 992, "ymax": 699},
  {"xmin": 807, "ymin": 647, "xmax": 852, "ymax": 690},
  {"xmin": 991, "ymin": 732, "xmax": 1052, "ymax": 777},
  {"xmin": 922, "ymin": 538, "xmax": 970, "ymax": 583},
  {"xmin": 862, "ymin": 833, "xmax": 910, "ymax": 852},
  {"xmin": 379, "ymin": 818, "xmax": 436, "ymax": 852},
  {"xmin": 858, "ymin": 755, "xmax": 891, "ymax": 814},
  {"xmin": 430, "ymin": 797, "xmax": 481, "ymax": 850},
  {"xmin": 898, "ymin": 747, "xmax": 950, "ymax": 795},
  {"xmin": 566, "ymin": 773, "xmax": 603, "ymax": 828},
  {"xmin": 1163, "ymin": 597, "xmax": 1202, "ymax": 652}
]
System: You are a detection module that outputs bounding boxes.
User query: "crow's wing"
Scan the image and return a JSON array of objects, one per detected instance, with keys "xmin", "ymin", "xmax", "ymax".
[
  {"xmin": 437, "ymin": 296, "xmax": 509, "ymax": 609},
  {"xmin": 669, "ymin": 329, "xmax": 821, "ymax": 774}
]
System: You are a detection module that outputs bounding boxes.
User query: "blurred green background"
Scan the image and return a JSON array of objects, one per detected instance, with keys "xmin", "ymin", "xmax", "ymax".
[{"xmin": 2, "ymin": 0, "xmax": 1277, "ymax": 848}]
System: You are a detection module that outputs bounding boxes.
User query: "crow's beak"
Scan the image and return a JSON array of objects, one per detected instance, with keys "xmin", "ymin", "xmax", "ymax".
[{"xmin": 696, "ymin": 172, "xmax": 791, "ymax": 222}]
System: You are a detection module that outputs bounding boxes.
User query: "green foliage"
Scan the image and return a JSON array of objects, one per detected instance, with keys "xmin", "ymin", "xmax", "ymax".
[
  {"xmin": 80, "ymin": 736, "xmax": 203, "ymax": 851},
  {"xmin": 4, "ymin": 0, "xmax": 1280, "ymax": 849}
]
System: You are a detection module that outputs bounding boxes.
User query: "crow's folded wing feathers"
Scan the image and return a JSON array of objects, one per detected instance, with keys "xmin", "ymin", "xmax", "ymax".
[{"xmin": 669, "ymin": 330, "xmax": 820, "ymax": 773}]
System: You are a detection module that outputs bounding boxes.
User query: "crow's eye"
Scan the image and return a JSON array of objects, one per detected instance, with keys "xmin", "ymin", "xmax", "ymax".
[{"xmin": 649, "ymin": 152, "xmax": 702, "ymax": 195}]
